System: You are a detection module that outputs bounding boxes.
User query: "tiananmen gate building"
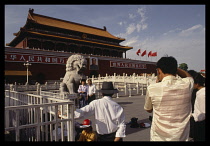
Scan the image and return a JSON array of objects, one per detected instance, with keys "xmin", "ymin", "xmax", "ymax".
[{"xmin": 5, "ymin": 8, "xmax": 156, "ymax": 84}]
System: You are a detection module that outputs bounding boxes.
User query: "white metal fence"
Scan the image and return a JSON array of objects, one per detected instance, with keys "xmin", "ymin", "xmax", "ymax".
[
  {"xmin": 93, "ymin": 82, "xmax": 148, "ymax": 98},
  {"xmin": 5, "ymin": 82, "xmax": 60, "ymax": 92},
  {"xmin": 91, "ymin": 73, "xmax": 156, "ymax": 84},
  {"xmin": 5, "ymin": 90, "xmax": 76, "ymax": 141}
]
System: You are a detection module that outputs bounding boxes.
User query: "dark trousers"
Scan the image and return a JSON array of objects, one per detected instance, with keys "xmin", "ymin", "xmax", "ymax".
[
  {"xmin": 189, "ymin": 117, "xmax": 195, "ymax": 138},
  {"xmin": 194, "ymin": 120, "xmax": 205, "ymax": 141},
  {"xmin": 98, "ymin": 132, "xmax": 123, "ymax": 141},
  {"xmin": 87, "ymin": 94, "xmax": 96, "ymax": 104},
  {"xmin": 79, "ymin": 93, "xmax": 87, "ymax": 108}
]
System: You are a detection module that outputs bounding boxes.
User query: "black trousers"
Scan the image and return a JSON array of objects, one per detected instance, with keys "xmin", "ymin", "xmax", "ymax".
[
  {"xmin": 194, "ymin": 120, "xmax": 205, "ymax": 141},
  {"xmin": 87, "ymin": 94, "xmax": 96, "ymax": 104},
  {"xmin": 98, "ymin": 132, "xmax": 123, "ymax": 141}
]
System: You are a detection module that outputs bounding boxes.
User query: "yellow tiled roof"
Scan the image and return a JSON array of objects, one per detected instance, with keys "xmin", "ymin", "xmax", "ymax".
[{"xmin": 28, "ymin": 12, "xmax": 125, "ymax": 41}]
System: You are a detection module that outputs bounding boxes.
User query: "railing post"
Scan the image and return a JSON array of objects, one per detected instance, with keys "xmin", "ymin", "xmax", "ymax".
[
  {"xmin": 124, "ymin": 83, "xmax": 127, "ymax": 96},
  {"xmin": 142, "ymin": 84, "xmax": 144, "ymax": 95},
  {"xmin": 70, "ymin": 103, "xmax": 75, "ymax": 141},
  {"xmin": 35, "ymin": 107, "xmax": 41, "ymax": 141},
  {"xmin": 136, "ymin": 82, "xmax": 139, "ymax": 94},
  {"xmin": 92, "ymin": 75, "xmax": 94, "ymax": 83},
  {"xmin": 15, "ymin": 109, "xmax": 20, "ymax": 141},
  {"xmin": 116, "ymin": 85, "xmax": 119, "ymax": 98},
  {"xmin": 114, "ymin": 73, "xmax": 116, "ymax": 82},
  {"xmin": 10, "ymin": 84, "xmax": 14, "ymax": 91},
  {"xmin": 67, "ymin": 103, "xmax": 74, "ymax": 141},
  {"xmin": 37, "ymin": 83, "xmax": 41, "ymax": 95},
  {"xmin": 54, "ymin": 105, "xmax": 59, "ymax": 141},
  {"xmin": 45, "ymin": 82, "xmax": 48, "ymax": 90},
  {"xmin": 25, "ymin": 82, "xmax": 29, "ymax": 91},
  {"xmin": 128, "ymin": 84, "xmax": 131, "ymax": 97},
  {"xmin": 132, "ymin": 73, "xmax": 135, "ymax": 83}
]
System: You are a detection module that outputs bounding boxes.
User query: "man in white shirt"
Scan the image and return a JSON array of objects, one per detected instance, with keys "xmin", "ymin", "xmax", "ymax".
[
  {"xmin": 144, "ymin": 56, "xmax": 194, "ymax": 141},
  {"xmin": 74, "ymin": 82, "xmax": 126, "ymax": 141},
  {"xmin": 87, "ymin": 79, "xmax": 96, "ymax": 104}
]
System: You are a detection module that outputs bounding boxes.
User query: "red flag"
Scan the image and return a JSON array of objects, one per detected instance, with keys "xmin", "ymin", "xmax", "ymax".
[
  {"xmin": 141, "ymin": 50, "xmax": 146, "ymax": 56},
  {"xmin": 136, "ymin": 49, "xmax": 141, "ymax": 56},
  {"xmin": 151, "ymin": 52, "xmax": 157, "ymax": 56},
  {"xmin": 148, "ymin": 51, "xmax": 152, "ymax": 57}
]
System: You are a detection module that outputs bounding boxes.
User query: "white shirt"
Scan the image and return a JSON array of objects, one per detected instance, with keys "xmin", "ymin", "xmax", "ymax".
[
  {"xmin": 74, "ymin": 96, "xmax": 126, "ymax": 138},
  {"xmin": 192, "ymin": 87, "xmax": 205, "ymax": 122},
  {"xmin": 144, "ymin": 76, "xmax": 194, "ymax": 141},
  {"xmin": 78, "ymin": 85, "xmax": 88, "ymax": 93},
  {"xmin": 87, "ymin": 84, "xmax": 96, "ymax": 96}
]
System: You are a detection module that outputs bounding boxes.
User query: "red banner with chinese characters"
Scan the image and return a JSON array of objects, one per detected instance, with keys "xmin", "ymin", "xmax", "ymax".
[
  {"xmin": 110, "ymin": 61, "xmax": 146, "ymax": 69},
  {"xmin": 5, "ymin": 53, "xmax": 68, "ymax": 64}
]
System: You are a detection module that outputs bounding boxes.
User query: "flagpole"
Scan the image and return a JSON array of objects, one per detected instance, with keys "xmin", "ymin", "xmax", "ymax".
[
  {"xmin": 140, "ymin": 46, "xmax": 142, "ymax": 61},
  {"xmin": 145, "ymin": 47, "xmax": 147, "ymax": 61},
  {"xmin": 140, "ymin": 47, "xmax": 142, "ymax": 60},
  {"xmin": 156, "ymin": 50, "xmax": 157, "ymax": 62},
  {"xmin": 151, "ymin": 51, "xmax": 152, "ymax": 62},
  {"xmin": 156, "ymin": 49, "xmax": 158, "ymax": 62}
]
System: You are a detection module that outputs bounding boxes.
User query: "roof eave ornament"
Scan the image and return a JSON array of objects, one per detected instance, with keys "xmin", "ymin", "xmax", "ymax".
[
  {"xmin": 27, "ymin": 8, "xmax": 36, "ymax": 22},
  {"xmin": 29, "ymin": 8, "xmax": 34, "ymax": 14}
]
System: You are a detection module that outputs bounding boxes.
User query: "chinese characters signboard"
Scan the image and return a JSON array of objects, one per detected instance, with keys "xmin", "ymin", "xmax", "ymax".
[
  {"xmin": 5, "ymin": 53, "xmax": 68, "ymax": 64},
  {"xmin": 110, "ymin": 61, "xmax": 146, "ymax": 69}
]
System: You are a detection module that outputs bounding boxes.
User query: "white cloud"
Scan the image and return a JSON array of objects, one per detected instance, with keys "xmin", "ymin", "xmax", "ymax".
[
  {"xmin": 179, "ymin": 24, "xmax": 203, "ymax": 36},
  {"xmin": 124, "ymin": 23, "xmax": 205, "ymax": 71},
  {"xmin": 129, "ymin": 13, "xmax": 136, "ymax": 19},
  {"xmin": 136, "ymin": 23, "xmax": 148, "ymax": 32},
  {"xmin": 121, "ymin": 36, "xmax": 139, "ymax": 46},
  {"xmin": 117, "ymin": 8, "xmax": 205, "ymax": 72},
  {"xmin": 118, "ymin": 21, "xmax": 127, "ymax": 26},
  {"xmin": 136, "ymin": 23, "xmax": 141, "ymax": 32},
  {"xmin": 126, "ymin": 23, "xmax": 136, "ymax": 35},
  {"xmin": 118, "ymin": 21, "xmax": 123, "ymax": 26},
  {"xmin": 116, "ymin": 7, "xmax": 204, "ymax": 72},
  {"xmin": 137, "ymin": 7, "xmax": 147, "ymax": 23},
  {"xmin": 163, "ymin": 28, "xmax": 182, "ymax": 36},
  {"xmin": 117, "ymin": 6, "xmax": 148, "ymax": 38},
  {"xmin": 142, "ymin": 23, "xmax": 148, "ymax": 30}
]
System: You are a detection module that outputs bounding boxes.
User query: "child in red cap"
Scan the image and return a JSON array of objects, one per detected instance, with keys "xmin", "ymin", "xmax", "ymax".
[{"xmin": 78, "ymin": 119, "xmax": 97, "ymax": 141}]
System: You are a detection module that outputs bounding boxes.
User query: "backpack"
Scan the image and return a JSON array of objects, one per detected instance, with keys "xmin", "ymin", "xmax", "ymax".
[{"xmin": 130, "ymin": 117, "xmax": 139, "ymax": 128}]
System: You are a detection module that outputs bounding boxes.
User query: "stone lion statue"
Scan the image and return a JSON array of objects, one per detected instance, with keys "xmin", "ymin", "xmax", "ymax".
[{"xmin": 60, "ymin": 54, "xmax": 87, "ymax": 94}]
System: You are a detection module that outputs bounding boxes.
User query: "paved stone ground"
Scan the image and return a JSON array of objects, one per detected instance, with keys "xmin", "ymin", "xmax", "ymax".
[{"xmin": 76, "ymin": 95, "xmax": 152, "ymax": 141}]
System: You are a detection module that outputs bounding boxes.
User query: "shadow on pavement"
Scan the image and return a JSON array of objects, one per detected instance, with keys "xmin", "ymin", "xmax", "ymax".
[
  {"xmin": 126, "ymin": 118, "xmax": 151, "ymax": 135},
  {"xmin": 117, "ymin": 102, "xmax": 133, "ymax": 105}
]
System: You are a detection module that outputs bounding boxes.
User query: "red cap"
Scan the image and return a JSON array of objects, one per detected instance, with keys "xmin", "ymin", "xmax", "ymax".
[{"xmin": 80, "ymin": 119, "xmax": 92, "ymax": 128}]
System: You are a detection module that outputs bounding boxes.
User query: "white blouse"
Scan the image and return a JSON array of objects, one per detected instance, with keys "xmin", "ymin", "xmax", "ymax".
[{"xmin": 192, "ymin": 87, "xmax": 205, "ymax": 122}]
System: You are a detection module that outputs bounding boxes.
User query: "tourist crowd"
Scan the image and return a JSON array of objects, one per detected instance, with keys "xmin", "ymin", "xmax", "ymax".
[{"xmin": 56, "ymin": 56, "xmax": 205, "ymax": 142}]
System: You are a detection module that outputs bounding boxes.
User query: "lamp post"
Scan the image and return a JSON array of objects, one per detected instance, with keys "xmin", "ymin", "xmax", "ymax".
[{"xmin": 23, "ymin": 60, "xmax": 31, "ymax": 84}]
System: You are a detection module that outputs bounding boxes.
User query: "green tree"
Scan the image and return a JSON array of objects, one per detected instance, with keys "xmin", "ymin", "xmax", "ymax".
[{"xmin": 179, "ymin": 63, "xmax": 188, "ymax": 71}]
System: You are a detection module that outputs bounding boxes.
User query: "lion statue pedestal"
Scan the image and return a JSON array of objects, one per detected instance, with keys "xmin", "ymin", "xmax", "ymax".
[{"xmin": 60, "ymin": 54, "xmax": 87, "ymax": 96}]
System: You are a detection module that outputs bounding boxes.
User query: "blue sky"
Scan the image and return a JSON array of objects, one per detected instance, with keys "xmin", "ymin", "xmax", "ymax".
[{"xmin": 5, "ymin": 5, "xmax": 205, "ymax": 72}]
